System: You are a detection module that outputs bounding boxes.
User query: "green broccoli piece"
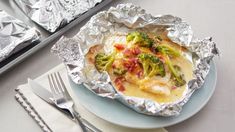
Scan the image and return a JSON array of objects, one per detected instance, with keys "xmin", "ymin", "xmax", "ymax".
[
  {"xmin": 126, "ymin": 31, "xmax": 140, "ymax": 43},
  {"xmin": 165, "ymin": 55, "xmax": 186, "ymax": 87},
  {"xmin": 95, "ymin": 53, "xmax": 115, "ymax": 72},
  {"xmin": 113, "ymin": 68, "xmax": 127, "ymax": 76},
  {"xmin": 126, "ymin": 31, "xmax": 154, "ymax": 47},
  {"xmin": 138, "ymin": 53, "xmax": 165, "ymax": 77},
  {"xmin": 155, "ymin": 35, "xmax": 162, "ymax": 42},
  {"xmin": 156, "ymin": 44, "xmax": 186, "ymax": 86},
  {"xmin": 156, "ymin": 44, "xmax": 181, "ymax": 57},
  {"xmin": 170, "ymin": 65, "xmax": 186, "ymax": 87}
]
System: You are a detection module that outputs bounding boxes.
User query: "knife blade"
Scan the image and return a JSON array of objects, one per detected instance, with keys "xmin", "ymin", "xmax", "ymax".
[
  {"xmin": 28, "ymin": 79, "xmax": 101, "ymax": 132},
  {"xmin": 28, "ymin": 79, "xmax": 54, "ymax": 104},
  {"xmin": 28, "ymin": 79, "xmax": 72, "ymax": 118}
]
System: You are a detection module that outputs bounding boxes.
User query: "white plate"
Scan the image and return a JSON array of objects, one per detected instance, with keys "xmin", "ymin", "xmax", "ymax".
[{"xmin": 69, "ymin": 62, "xmax": 217, "ymax": 129}]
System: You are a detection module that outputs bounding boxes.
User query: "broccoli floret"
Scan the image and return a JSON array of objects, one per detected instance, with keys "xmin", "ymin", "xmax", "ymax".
[
  {"xmin": 155, "ymin": 35, "xmax": 162, "ymax": 42},
  {"xmin": 164, "ymin": 55, "xmax": 186, "ymax": 87},
  {"xmin": 126, "ymin": 32, "xmax": 141, "ymax": 43},
  {"xmin": 113, "ymin": 68, "xmax": 127, "ymax": 75},
  {"xmin": 138, "ymin": 53, "xmax": 165, "ymax": 77},
  {"xmin": 95, "ymin": 53, "xmax": 115, "ymax": 72},
  {"xmin": 156, "ymin": 44, "xmax": 181, "ymax": 57},
  {"xmin": 126, "ymin": 31, "xmax": 154, "ymax": 47},
  {"xmin": 156, "ymin": 44, "xmax": 186, "ymax": 86},
  {"xmin": 170, "ymin": 65, "xmax": 186, "ymax": 87}
]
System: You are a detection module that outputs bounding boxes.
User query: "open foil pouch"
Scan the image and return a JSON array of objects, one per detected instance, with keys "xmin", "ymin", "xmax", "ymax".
[{"xmin": 51, "ymin": 4, "xmax": 219, "ymax": 116}]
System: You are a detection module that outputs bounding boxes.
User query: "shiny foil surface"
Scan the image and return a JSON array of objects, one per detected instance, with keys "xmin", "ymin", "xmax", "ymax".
[
  {"xmin": 0, "ymin": 10, "xmax": 40, "ymax": 63},
  {"xmin": 15, "ymin": 0, "xmax": 103, "ymax": 33},
  {"xmin": 51, "ymin": 4, "xmax": 219, "ymax": 116}
]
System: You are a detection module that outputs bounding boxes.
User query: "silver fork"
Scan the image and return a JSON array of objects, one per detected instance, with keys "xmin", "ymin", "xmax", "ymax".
[{"xmin": 48, "ymin": 72, "xmax": 102, "ymax": 132}]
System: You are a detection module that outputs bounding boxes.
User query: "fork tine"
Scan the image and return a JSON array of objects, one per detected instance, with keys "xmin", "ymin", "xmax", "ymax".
[
  {"xmin": 53, "ymin": 73, "xmax": 62, "ymax": 94},
  {"xmin": 48, "ymin": 74, "xmax": 57, "ymax": 97},
  {"xmin": 48, "ymin": 73, "xmax": 98, "ymax": 132},
  {"xmin": 56, "ymin": 72, "xmax": 71, "ymax": 97},
  {"xmin": 54, "ymin": 72, "xmax": 64, "ymax": 93},
  {"xmin": 50, "ymin": 73, "xmax": 60, "ymax": 94}
]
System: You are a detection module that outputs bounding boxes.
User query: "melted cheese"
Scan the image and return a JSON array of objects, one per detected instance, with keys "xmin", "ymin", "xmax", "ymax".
[
  {"xmin": 87, "ymin": 33, "xmax": 194, "ymax": 104},
  {"xmin": 121, "ymin": 55, "xmax": 193, "ymax": 103}
]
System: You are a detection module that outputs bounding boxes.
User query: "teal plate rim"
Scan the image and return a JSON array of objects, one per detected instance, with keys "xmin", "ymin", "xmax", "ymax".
[{"xmin": 69, "ymin": 61, "xmax": 217, "ymax": 129}]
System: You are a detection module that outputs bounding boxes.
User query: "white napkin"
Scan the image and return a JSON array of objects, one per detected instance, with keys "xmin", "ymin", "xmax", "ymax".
[{"xmin": 15, "ymin": 64, "xmax": 167, "ymax": 132}]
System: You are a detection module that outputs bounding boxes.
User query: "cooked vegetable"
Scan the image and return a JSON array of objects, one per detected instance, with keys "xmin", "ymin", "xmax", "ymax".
[
  {"xmin": 170, "ymin": 65, "xmax": 186, "ymax": 87},
  {"xmin": 138, "ymin": 53, "xmax": 165, "ymax": 77},
  {"xmin": 112, "ymin": 59, "xmax": 127, "ymax": 75},
  {"xmin": 113, "ymin": 68, "xmax": 127, "ymax": 75},
  {"xmin": 156, "ymin": 44, "xmax": 186, "ymax": 86},
  {"xmin": 156, "ymin": 44, "xmax": 181, "ymax": 57},
  {"xmin": 126, "ymin": 31, "xmax": 154, "ymax": 47},
  {"xmin": 151, "ymin": 35, "xmax": 162, "ymax": 51},
  {"xmin": 95, "ymin": 53, "xmax": 115, "ymax": 72},
  {"xmin": 164, "ymin": 55, "xmax": 186, "ymax": 87},
  {"xmin": 155, "ymin": 35, "xmax": 162, "ymax": 42}
]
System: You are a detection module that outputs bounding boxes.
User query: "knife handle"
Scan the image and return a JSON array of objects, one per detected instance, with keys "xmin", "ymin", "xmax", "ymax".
[
  {"xmin": 74, "ymin": 111, "xmax": 102, "ymax": 132},
  {"xmin": 69, "ymin": 108, "xmax": 87, "ymax": 132},
  {"xmin": 80, "ymin": 118, "xmax": 102, "ymax": 132}
]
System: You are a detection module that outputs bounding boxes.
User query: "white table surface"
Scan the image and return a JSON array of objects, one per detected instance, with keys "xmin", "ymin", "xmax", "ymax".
[{"xmin": 0, "ymin": 0, "xmax": 234, "ymax": 131}]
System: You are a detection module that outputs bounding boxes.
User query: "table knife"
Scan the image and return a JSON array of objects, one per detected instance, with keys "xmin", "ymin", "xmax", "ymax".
[
  {"xmin": 28, "ymin": 79, "xmax": 72, "ymax": 117},
  {"xmin": 28, "ymin": 79, "xmax": 101, "ymax": 132}
]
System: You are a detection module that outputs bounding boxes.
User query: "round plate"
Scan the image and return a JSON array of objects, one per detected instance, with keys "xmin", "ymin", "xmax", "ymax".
[{"xmin": 69, "ymin": 62, "xmax": 217, "ymax": 129}]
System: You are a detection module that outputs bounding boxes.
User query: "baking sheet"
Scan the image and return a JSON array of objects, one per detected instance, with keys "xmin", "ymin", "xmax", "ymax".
[{"xmin": 0, "ymin": 0, "xmax": 112, "ymax": 75}]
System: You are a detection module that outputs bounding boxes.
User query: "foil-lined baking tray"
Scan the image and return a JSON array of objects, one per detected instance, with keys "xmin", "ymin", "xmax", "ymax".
[
  {"xmin": 15, "ymin": 0, "xmax": 103, "ymax": 33},
  {"xmin": 0, "ymin": 10, "xmax": 40, "ymax": 63},
  {"xmin": 0, "ymin": 0, "xmax": 112, "ymax": 75},
  {"xmin": 52, "ymin": 3, "xmax": 219, "ymax": 116}
]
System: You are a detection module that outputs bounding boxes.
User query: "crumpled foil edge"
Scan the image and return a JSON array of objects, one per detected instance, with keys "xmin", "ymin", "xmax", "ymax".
[
  {"xmin": 51, "ymin": 3, "xmax": 219, "ymax": 116},
  {"xmin": 15, "ymin": 0, "xmax": 103, "ymax": 32},
  {"xmin": 0, "ymin": 10, "xmax": 40, "ymax": 62}
]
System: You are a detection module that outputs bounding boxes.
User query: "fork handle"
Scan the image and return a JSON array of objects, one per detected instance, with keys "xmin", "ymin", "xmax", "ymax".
[
  {"xmin": 74, "ymin": 111, "xmax": 102, "ymax": 132},
  {"xmin": 68, "ymin": 108, "xmax": 88, "ymax": 132}
]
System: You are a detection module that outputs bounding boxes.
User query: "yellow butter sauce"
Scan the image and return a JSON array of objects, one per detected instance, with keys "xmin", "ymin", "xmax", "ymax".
[
  {"xmin": 119, "ymin": 55, "xmax": 193, "ymax": 103},
  {"xmin": 87, "ymin": 33, "xmax": 194, "ymax": 103}
]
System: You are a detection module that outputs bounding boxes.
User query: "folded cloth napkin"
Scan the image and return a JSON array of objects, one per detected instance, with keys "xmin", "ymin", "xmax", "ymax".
[{"xmin": 15, "ymin": 64, "xmax": 167, "ymax": 132}]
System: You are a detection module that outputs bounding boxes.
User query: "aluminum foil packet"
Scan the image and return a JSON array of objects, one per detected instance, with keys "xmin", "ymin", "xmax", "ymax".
[
  {"xmin": 15, "ymin": 0, "xmax": 103, "ymax": 33},
  {"xmin": 51, "ymin": 4, "xmax": 219, "ymax": 116},
  {"xmin": 0, "ymin": 10, "xmax": 40, "ymax": 63}
]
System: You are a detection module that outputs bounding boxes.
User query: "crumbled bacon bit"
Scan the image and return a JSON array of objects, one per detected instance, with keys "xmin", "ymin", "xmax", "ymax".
[
  {"xmin": 150, "ymin": 47, "xmax": 156, "ymax": 53},
  {"xmin": 123, "ymin": 49, "xmax": 132, "ymax": 57},
  {"xmin": 156, "ymin": 53, "xmax": 165, "ymax": 62},
  {"xmin": 112, "ymin": 63, "xmax": 116, "ymax": 68},
  {"xmin": 171, "ymin": 86, "xmax": 177, "ymax": 90},
  {"xmin": 114, "ymin": 44, "xmax": 125, "ymax": 50},
  {"xmin": 114, "ymin": 77, "xmax": 126, "ymax": 92},
  {"xmin": 114, "ymin": 76, "xmax": 125, "ymax": 83},
  {"xmin": 123, "ymin": 47, "xmax": 141, "ymax": 57},
  {"xmin": 129, "ymin": 58, "xmax": 138, "ymax": 63},
  {"xmin": 131, "ymin": 47, "xmax": 141, "ymax": 55},
  {"xmin": 123, "ymin": 58, "xmax": 138, "ymax": 72},
  {"xmin": 137, "ymin": 70, "xmax": 143, "ymax": 78},
  {"xmin": 118, "ymin": 85, "xmax": 125, "ymax": 92}
]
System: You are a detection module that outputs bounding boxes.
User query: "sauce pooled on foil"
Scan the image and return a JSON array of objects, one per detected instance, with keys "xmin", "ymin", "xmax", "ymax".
[{"xmin": 86, "ymin": 32, "xmax": 193, "ymax": 103}]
